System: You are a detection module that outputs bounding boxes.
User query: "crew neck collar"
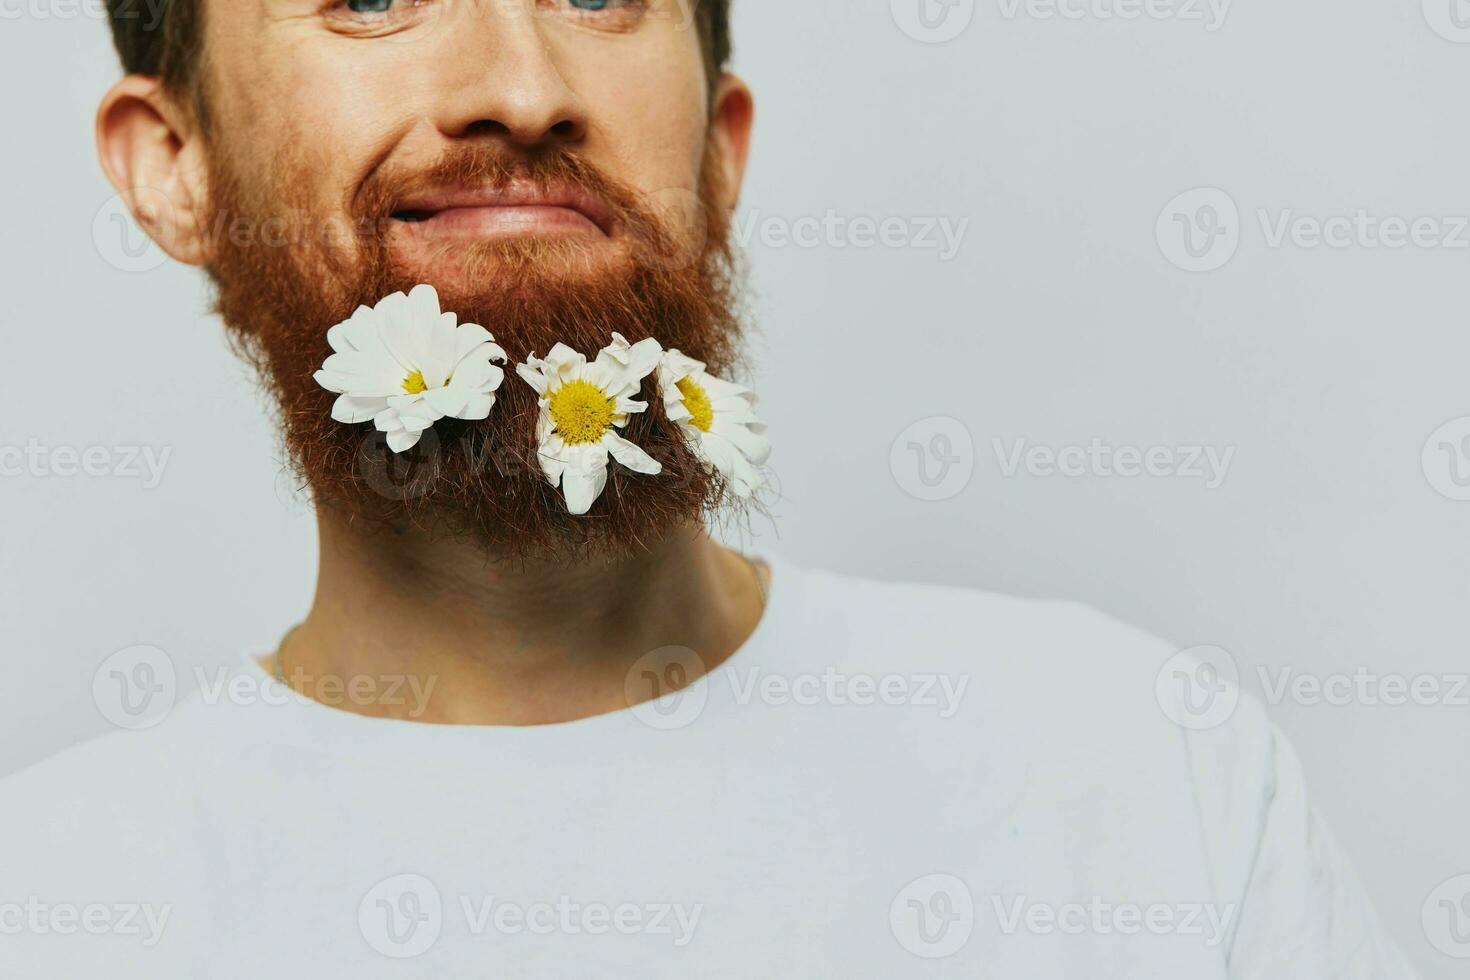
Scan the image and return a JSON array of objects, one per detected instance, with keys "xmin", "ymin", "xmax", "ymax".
[{"xmin": 244, "ymin": 551, "xmax": 799, "ymax": 736}]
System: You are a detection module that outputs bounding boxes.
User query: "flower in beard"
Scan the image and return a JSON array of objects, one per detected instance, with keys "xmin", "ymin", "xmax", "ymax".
[
  {"xmin": 313, "ymin": 284, "xmax": 508, "ymax": 453},
  {"xmin": 657, "ymin": 349, "xmax": 771, "ymax": 497},
  {"xmin": 516, "ymin": 333, "xmax": 665, "ymax": 515}
]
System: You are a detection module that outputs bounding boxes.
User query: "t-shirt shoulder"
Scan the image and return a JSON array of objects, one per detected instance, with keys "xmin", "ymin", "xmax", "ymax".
[
  {"xmin": 781, "ymin": 559, "xmax": 1336, "ymax": 950},
  {"xmin": 784, "ymin": 559, "xmax": 1183, "ymax": 693}
]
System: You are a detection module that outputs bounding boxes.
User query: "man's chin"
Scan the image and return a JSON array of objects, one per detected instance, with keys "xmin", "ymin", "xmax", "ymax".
[{"xmin": 203, "ymin": 140, "xmax": 744, "ymax": 561}]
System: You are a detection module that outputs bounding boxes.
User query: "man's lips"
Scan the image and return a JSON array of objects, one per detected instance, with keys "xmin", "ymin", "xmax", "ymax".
[{"xmin": 389, "ymin": 181, "xmax": 618, "ymax": 240}]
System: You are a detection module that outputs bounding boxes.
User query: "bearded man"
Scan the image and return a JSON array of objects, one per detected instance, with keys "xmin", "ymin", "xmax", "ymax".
[{"xmin": 0, "ymin": 1, "xmax": 1419, "ymax": 976}]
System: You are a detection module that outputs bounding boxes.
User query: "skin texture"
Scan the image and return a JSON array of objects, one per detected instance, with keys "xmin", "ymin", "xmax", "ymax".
[{"xmin": 94, "ymin": 0, "xmax": 769, "ymax": 724}]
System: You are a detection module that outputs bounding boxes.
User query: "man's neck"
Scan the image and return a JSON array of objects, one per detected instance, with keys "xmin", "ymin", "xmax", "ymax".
[{"xmin": 273, "ymin": 512, "xmax": 767, "ymax": 725}]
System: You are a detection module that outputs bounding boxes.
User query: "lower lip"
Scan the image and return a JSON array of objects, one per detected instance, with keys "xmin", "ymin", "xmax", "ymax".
[{"xmin": 393, "ymin": 205, "xmax": 606, "ymax": 239}]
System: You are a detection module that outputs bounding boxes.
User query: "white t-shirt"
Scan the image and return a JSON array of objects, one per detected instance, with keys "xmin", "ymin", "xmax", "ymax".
[{"xmin": 0, "ymin": 554, "xmax": 1419, "ymax": 978}]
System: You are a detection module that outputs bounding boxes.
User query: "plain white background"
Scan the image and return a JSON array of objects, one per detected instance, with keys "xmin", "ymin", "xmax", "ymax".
[{"xmin": 1, "ymin": 1, "xmax": 1467, "ymax": 975}]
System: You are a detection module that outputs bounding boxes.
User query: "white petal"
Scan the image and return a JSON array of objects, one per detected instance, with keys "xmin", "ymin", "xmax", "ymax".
[
  {"xmin": 326, "ymin": 320, "xmax": 355, "ymax": 355},
  {"xmin": 454, "ymin": 322, "xmax": 495, "ymax": 361},
  {"xmin": 561, "ymin": 462, "xmax": 609, "ymax": 515},
  {"xmin": 314, "ymin": 369, "xmax": 349, "ymax": 395},
  {"xmin": 406, "ymin": 284, "xmax": 442, "ymax": 325},
  {"xmin": 613, "ymin": 395, "xmax": 650, "ymax": 416},
  {"xmin": 698, "ymin": 431, "xmax": 737, "ymax": 474},
  {"xmin": 663, "ymin": 395, "xmax": 693, "ymax": 424},
  {"xmin": 603, "ymin": 333, "xmax": 664, "ymax": 376},
  {"xmin": 712, "ymin": 401, "xmax": 761, "ymax": 426},
  {"xmin": 516, "ymin": 362, "xmax": 550, "ymax": 394},
  {"xmin": 450, "ymin": 357, "xmax": 500, "ymax": 392},
  {"xmin": 584, "ymin": 359, "xmax": 618, "ymax": 394},
  {"xmin": 701, "ymin": 374, "xmax": 753, "ymax": 401},
  {"xmin": 422, "ymin": 386, "xmax": 470, "ymax": 418},
  {"xmin": 343, "ymin": 304, "xmax": 390, "ymax": 358},
  {"xmin": 420, "ymin": 312, "xmax": 460, "ymax": 389},
  {"xmin": 603, "ymin": 433, "xmax": 662, "ymax": 475},
  {"xmin": 726, "ymin": 449, "xmax": 765, "ymax": 497},
  {"xmin": 373, "ymin": 408, "xmax": 405, "ymax": 433},
  {"xmin": 386, "ymin": 394, "xmax": 441, "ymax": 421},
  {"xmin": 713, "ymin": 419, "xmax": 772, "ymax": 466},
  {"xmin": 319, "ymin": 352, "xmax": 404, "ymax": 397},
  {"xmin": 331, "ymin": 394, "xmax": 387, "ymax": 424},
  {"xmin": 386, "ymin": 428, "xmax": 422, "ymax": 454},
  {"xmin": 377, "ymin": 291, "xmax": 428, "ymax": 374},
  {"xmin": 538, "ymin": 459, "xmax": 565, "ymax": 487},
  {"xmin": 543, "ymin": 343, "xmax": 586, "ymax": 380},
  {"xmin": 658, "ymin": 349, "xmax": 705, "ymax": 384},
  {"xmin": 457, "ymin": 392, "xmax": 495, "ymax": 422}
]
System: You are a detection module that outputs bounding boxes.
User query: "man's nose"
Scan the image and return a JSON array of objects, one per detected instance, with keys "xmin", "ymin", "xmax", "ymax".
[{"xmin": 431, "ymin": 2, "xmax": 589, "ymax": 148}]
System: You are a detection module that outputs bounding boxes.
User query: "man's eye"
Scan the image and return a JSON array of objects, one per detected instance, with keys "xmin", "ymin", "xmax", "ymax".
[
  {"xmin": 345, "ymin": 0, "xmax": 392, "ymax": 12},
  {"xmin": 547, "ymin": 0, "xmax": 646, "ymax": 19}
]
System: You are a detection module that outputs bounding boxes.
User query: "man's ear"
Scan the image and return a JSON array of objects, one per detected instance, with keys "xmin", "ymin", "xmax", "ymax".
[
  {"xmin": 708, "ymin": 73, "xmax": 754, "ymax": 213},
  {"xmin": 96, "ymin": 76, "xmax": 212, "ymax": 268}
]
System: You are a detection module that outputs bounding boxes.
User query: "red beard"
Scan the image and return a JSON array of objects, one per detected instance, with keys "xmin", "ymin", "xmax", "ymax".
[{"xmin": 202, "ymin": 138, "xmax": 751, "ymax": 562}]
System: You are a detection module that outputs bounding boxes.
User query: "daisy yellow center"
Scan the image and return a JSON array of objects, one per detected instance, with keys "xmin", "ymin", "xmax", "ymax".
[
  {"xmin": 677, "ymin": 377, "xmax": 715, "ymax": 432},
  {"xmin": 549, "ymin": 380, "xmax": 617, "ymax": 445},
  {"xmin": 401, "ymin": 369, "xmax": 452, "ymax": 394}
]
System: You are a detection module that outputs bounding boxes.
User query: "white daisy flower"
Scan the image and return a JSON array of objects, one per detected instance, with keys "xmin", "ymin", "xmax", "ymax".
[
  {"xmin": 516, "ymin": 333, "xmax": 665, "ymax": 515},
  {"xmin": 313, "ymin": 284, "xmax": 508, "ymax": 453},
  {"xmin": 658, "ymin": 349, "xmax": 770, "ymax": 497}
]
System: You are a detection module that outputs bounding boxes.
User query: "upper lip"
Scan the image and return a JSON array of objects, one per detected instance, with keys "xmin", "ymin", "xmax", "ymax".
[{"xmin": 390, "ymin": 180, "xmax": 618, "ymax": 236}]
